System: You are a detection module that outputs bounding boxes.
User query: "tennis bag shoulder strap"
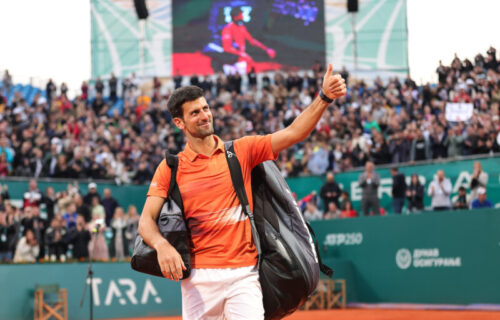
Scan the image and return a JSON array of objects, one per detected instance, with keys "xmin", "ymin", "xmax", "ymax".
[
  {"xmin": 130, "ymin": 153, "xmax": 191, "ymax": 279},
  {"xmin": 223, "ymin": 141, "xmax": 332, "ymax": 320}
]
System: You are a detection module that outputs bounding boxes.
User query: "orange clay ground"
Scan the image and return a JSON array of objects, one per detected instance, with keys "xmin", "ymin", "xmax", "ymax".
[{"xmin": 110, "ymin": 309, "xmax": 500, "ymax": 320}]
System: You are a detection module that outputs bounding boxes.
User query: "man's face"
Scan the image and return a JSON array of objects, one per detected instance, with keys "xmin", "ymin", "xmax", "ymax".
[
  {"xmin": 437, "ymin": 170, "xmax": 444, "ymax": 181},
  {"xmin": 365, "ymin": 162, "xmax": 373, "ymax": 173},
  {"xmin": 327, "ymin": 173, "xmax": 334, "ymax": 183},
  {"xmin": 232, "ymin": 11, "xmax": 244, "ymax": 25},
  {"xmin": 175, "ymin": 97, "xmax": 214, "ymax": 139},
  {"xmin": 479, "ymin": 193, "xmax": 486, "ymax": 202}
]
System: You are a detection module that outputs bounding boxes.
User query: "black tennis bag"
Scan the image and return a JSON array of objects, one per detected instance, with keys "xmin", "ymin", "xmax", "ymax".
[
  {"xmin": 224, "ymin": 141, "xmax": 333, "ymax": 320},
  {"xmin": 130, "ymin": 154, "xmax": 192, "ymax": 280}
]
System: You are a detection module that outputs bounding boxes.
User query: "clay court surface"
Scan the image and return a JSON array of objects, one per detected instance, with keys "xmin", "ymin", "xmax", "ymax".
[{"xmin": 111, "ymin": 309, "xmax": 500, "ymax": 320}]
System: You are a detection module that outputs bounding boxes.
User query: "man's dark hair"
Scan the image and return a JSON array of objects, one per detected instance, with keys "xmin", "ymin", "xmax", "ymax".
[
  {"xmin": 167, "ymin": 86, "xmax": 204, "ymax": 119},
  {"xmin": 391, "ymin": 167, "xmax": 399, "ymax": 172},
  {"xmin": 458, "ymin": 186, "xmax": 466, "ymax": 192},
  {"xmin": 230, "ymin": 7, "xmax": 242, "ymax": 19}
]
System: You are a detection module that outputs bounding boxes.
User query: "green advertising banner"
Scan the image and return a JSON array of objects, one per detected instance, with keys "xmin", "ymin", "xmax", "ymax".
[
  {"xmin": 0, "ymin": 262, "xmax": 181, "ymax": 320},
  {"xmin": 287, "ymin": 157, "xmax": 500, "ymax": 214},
  {"xmin": 3, "ymin": 157, "xmax": 500, "ymax": 215},
  {"xmin": 310, "ymin": 209, "xmax": 500, "ymax": 304}
]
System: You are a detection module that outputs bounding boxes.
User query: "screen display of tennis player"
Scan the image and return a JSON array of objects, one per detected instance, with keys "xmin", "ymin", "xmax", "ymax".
[{"xmin": 172, "ymin": 0, "xmax": 326, "ymax": 75}]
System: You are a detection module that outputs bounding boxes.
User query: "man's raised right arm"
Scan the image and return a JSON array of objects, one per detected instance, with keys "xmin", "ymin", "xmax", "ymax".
[{"xmin": 138, "ymin": 195, "xmax": 186, "ymax": 281}]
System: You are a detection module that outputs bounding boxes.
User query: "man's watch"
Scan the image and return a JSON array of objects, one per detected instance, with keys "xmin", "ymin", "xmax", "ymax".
[{"xmin": 319, "ymin": 90, "xmax": 333, "ymax": 103}]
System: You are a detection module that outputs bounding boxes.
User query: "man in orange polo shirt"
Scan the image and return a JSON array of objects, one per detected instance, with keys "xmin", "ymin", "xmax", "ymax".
[{"xmin": 139, "ymin": 63, "xmax": 346, "ymax": 319}]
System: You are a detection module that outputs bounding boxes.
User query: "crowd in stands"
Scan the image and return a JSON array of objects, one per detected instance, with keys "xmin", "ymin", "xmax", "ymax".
[
  {"xmin": 0, "ymin": 179, "xmax": 139, "ymax": 263},
  {"xmin": 1, "ymin": 47, "xmax": 500, "ymax": 263},
  {"xmin": 299, "ymin": 159, "xmax": 493, "ymax": 222},
  {"xmin": 1, "ymin": 47, "xmax": 500, "ymax": 185}
]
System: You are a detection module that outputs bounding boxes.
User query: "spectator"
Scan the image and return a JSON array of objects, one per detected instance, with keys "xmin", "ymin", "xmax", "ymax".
[
  {"xmin": 428, "ymin": 170, "xmax": 452, "ymax": 211},
  {"xmin": 453, "ymin": 186, "xmax": 469, "ymax": 210},
  {"xmin": 469, "ymin": 161, "xmax": 488, "ymax": 202},
  {"xmin": 109, "ymin": 73, "xmax": 118, "ymax": 103},
  {"xmin": 15, "ymin": 158, "xmax": 33, "ymax": 177},
  {"xmin": 74, "ymin": 193, "xmax": 91, "ymax": 223},
  {"xmin": 0, "ymin": 138, "xmax": 14, "ymax": 170},
  {"xmin": 13, "ymin": 229, "xmax": 39, "ymax": 263},
  {"xmin": 23, "ymin": 179, "xmax": 43, "ymax": 209},
  {"xmin": 88, "ymin": 212, "xmax": 109, "ymax": 261},
  {"xmin": 91, "ymin": 196, "xmax": 105, "ymax": 221},
  {"xmin": 2, "ymin": 203, "xmax": 20, "ymax": 260},
  {"xmin": 2, "ymin": 70, "xmax": 12, "ymax": 95},
  {"xmin": 338, "ymin": 191, "xmax": 350, "ymax": 211},
  {"xmin": 410, "ymin": 131, "xmax": 430, "ymax": 162},
  {"xmin": 20, "ymin": 205, "xmax": 47, "ymax": 258},
  {"xmin": 390, "ymin": 167, "xmax": 406, "ymax": 214},
  {"xmin": 358, "ymin": 161, "xmax": 381, "ymax": 216},
  {"xmin": 44, "ymin": 216, "xmax": 68, "ymax": 262},
  {"xmin": 430, "ymin": 125, "xmax": 448, "ymax": 159},
  {"xmin": 0, "ymin": 210, "xmax": 13, "ymax": 262},
  {"xmin": 406, "ymin": 174, "xmax": 424, "ymax": 212},
  {"xmin": 110, "ymin": 207, "xmax": 127, "ymax": 260},
  {"xmin": 31, "ymin": 148, "xmax": 45, "ymax": 178},
  {"xmin": 133, "ymin": 160, "xmax": 154, "ymax": 184},
  {"xmin": 307, "ymin": 138, "xmax": 329, "ymax": 176},
  {"xmin": 303, "ymin": 201, "xmax": 322, "ymax": 222},
  {"xmin": 42, "ymin": 187, "xmax": 56, "ymax": 223},
  {"xmin": 81, "ymin": 81, "xmax": 89, "ymax": 100},
  {"xmin": 46, "ymin": 79, "xmax": 56, "ymax": 105},
  {"xmin": 62, "ymin": 203, "xmax": 78, "ymax": 230},
  {"xmin": 69, "ymin": 215, "xmax": 91, "ymax": 260},
  {"xmin": 55, "ymin": 190, "xmax": 73, "ymax": 216},
  {"xmin": 324, "ymin": 202, "xmax": 341, "ymax": 219},
  {"xmin": 125, "ymin": 205, "xmax": 139, "ymax": 255},
  {"xmin": 0, "ymin": 152, "xmax": 9, "ymax": 176},
  {"xmin": 320, "ymin": 172, "xmax": 341, "ymax": 212},
  {"xmin": 470, "ymin": 187, "xmax": 493, "ymax": 209},
  {"xmin": 443, "ymin": 127, "xmax": 464, "ymax": 158},
  {"xmin": 83, "ymin": 182, "xmax": 100, "ymax": 206},
  {"xmin": 95, "ymin": 77, "xmax": 104, "ymax": 95},
  {"xmin": 340, "ymin": 201, "xmax": 357, "ymax": 218},
  {"xmin": 101, "ymin": 188, "xmax": 119, "ymax": 227}
]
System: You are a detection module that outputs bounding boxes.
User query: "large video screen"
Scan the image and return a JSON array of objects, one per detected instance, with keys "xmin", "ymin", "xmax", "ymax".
[{"xmin": 172, "ymin": 0, "xmax": 326, "ymax": 75}]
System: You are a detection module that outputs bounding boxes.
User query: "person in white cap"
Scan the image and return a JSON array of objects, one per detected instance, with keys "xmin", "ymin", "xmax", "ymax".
[
  {"xmin": 470, "ymin": 187, "xmax": 493, "ymax": 209},
  {"xmin": 83, "ymin": 182, "xmax": 100, "ymax": 206}
]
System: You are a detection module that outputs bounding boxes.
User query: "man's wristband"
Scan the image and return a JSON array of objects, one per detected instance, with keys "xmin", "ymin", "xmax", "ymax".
[{"xmin": 319, "ymin": 90, "xmax": 333, "ymax": 103}]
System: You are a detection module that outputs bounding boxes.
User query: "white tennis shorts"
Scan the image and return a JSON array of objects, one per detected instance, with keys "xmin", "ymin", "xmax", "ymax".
[{"xmin": 181, "ymin": 265, "xmax": 264, "ymax": 320}]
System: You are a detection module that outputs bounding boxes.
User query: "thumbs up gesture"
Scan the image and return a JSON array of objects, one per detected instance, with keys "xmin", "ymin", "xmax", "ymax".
[{"xmin": 322, "ymin": 63, "xmax": 346, "ymax": 101}]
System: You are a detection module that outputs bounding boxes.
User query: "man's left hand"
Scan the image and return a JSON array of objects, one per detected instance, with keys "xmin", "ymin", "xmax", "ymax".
[{"xmin": 322, "ymin": 64, "xmax": 346, "ymax": 100}]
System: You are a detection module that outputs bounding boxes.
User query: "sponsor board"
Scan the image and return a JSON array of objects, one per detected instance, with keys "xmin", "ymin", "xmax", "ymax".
[
  {"xmin": 88, "ymin": 278, "xmax": 163, "ymax": 306},
  {"xmin": 396, "ymin": 248, "xmax": 462, "ymax": 270},
  {"xmin": 324, "ymin": 232, "xmax": 363, "ymax": 246}
]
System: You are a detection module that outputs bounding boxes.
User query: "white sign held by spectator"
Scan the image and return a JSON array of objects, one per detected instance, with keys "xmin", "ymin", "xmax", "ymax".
[{"xmin": 445, "ymin": 103, "xmax": 473, "ymax": 122}]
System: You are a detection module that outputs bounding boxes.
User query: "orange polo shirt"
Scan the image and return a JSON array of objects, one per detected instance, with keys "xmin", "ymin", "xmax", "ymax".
[{"xmin": 147, "ymin": 135, "xmax": 277, "ymax": 269}]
